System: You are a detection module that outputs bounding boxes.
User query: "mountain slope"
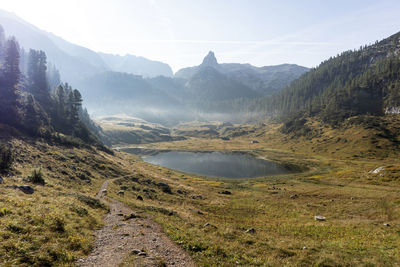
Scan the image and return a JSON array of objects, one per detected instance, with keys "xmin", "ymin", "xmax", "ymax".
[
  {"xmin": 255, "ymin": 31, "xmax": 400, "ymax": 124},
  {"xmin": 0, "ymin": 9, "xmax": 173, "ymax": 83},
  {"xmin": 99, "ymin": 53, "xmax": 173, "ymax": 78},
  {"xmin": 175, "ymin": 51, "xmax": 309, "ymax": 95}
]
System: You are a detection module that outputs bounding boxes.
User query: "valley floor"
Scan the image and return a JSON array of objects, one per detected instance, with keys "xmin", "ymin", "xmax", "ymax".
[{"xmin": 1, "ymin": 119, "xmax": 400, "ymax": 266}]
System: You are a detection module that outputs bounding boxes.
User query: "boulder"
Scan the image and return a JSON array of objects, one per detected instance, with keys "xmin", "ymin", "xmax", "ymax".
[
  {"xmin": 369, "ymin": 166, "xmax": 385, "ymax": 174},
  {"xmin": 6, "ymin": 185, "xmax": 35, "ymax": 194},
  {"xmin": 245, "ymin": 228, "xmax": 256, "ymax": 234},
  {"xmin": 314, "ymin": 215, "xmax": 326, "ymax": 221},
  {"xmin": 157, "ymin": 182, "xmax": 172, "ymax": 194}
]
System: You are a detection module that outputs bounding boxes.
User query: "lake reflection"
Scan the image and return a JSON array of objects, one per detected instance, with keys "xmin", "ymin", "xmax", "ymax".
[{"xmin": 143, "ymin": 151, "xmax": 292, "ymax": 178}]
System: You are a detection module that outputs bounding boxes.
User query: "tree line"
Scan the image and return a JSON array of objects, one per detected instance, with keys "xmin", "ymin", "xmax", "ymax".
[{"xmin": 0, "ymin": 25, "xmax": 101, "ymax": 145}]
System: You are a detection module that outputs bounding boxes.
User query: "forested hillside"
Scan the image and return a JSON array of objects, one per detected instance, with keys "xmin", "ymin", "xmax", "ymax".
[
  {"xmin": 0, "ymin": 25, "xmax": 104, "ymax": 148},
  {"xmin": 250, "ymin": 31, "xmax": 400, "ymax": 124}
]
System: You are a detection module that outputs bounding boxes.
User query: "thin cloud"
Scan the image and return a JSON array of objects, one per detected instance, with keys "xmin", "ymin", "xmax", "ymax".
[{"xmin": 123, "ymin": 39, "xmax": 336, "ymax": 46}]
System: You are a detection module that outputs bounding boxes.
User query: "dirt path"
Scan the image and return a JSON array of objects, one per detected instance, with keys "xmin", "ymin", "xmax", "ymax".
[{"xmin": 76, "ymin": 179, "xmax": 196, "ymax": 267}]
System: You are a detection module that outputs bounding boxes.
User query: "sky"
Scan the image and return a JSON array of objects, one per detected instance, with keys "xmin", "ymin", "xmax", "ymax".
[{"xmin": 1, "ymin": 0, "xmax": 400, "ymax": 72}]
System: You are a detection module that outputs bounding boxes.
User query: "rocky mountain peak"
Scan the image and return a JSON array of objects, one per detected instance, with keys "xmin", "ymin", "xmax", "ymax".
[{"xmin": 201, "ymin": 51, "xmax": 218, "ymax": 67}]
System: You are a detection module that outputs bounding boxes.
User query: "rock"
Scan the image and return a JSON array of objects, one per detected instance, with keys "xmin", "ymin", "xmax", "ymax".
[
  {"xmin": 219, "ymin": 190, "xmax": 232, "ymax": 195},
  {"xmin": 250, "ymin": 140, "xmax": 259, "ymax": 144},
  {"xmin": 157, "ymin": 182, "xmax": 172, "ymax": 194},
  {"xmin": 131, "ymin": 249, "xmax": 141, "ymax": 255},
  {"xmin": 124, "ymin": 213, "xmax": 137, "ymax": 220},
  {"xmin": 101, "ymin": 189, "xmax": 107, "ymax": 194},
  {"xmin": 77, "ymin": 173, "xmax": 86, "ymax": 180},
  {"xmin": 138, "ymin": 252, "xmax": 147, "ymax": 257},
  {"xmin": 6, "ymin": 185, "xmax": 35, "ymax": 194},
  {"xmin": 290, "ymin": 194, "xmax": 298, "ymax": 199},
  {"xmin": 303, "ymin": 246, "xmax": 307, "ymax": 250},
  {"xmin": 191, "ymin": 195, "xmax": 204, "ymax": 200},
  {"xmin": 137, "ymin": 195, "xmax": 144, "ymax": 201},
  {"xmin": 369, "ymin": 166, "xmax": 385, "ymax": 174},
  {"xmin": 18, "ymin": 185, "xmax": 35, "ymax": 194},
  {"xmin": 117, "ymin": 191, "xmax": 125, "ymax": 195},
  {"xmin": 245, "ymin": 228, "xmax": 256, "ymax": 234},
  {"xmin": 314, "ymin": 215, "xmax": 326, "ymax": 221},
  {"xmin": 0, "ymin": 176, "xmax": 3, "ymax": 184},
  {"xmin": 176, "ymin": 189, "xmax": 183, "ymax": 194},
  {"xmin": 203, "ymin": 222, "xmax": 217, "ymax": 229},
  {"xmin": 383, "ymin": 223, "xmax": 391, "ymax": 227},
  {"xmin": 192, "ymin": 209, "xmax": 204, "ymax": 215}
]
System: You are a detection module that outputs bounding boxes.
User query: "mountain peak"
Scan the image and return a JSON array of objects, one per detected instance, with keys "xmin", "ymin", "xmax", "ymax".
[{"xmin": 201, "ymin": 51, "xmax": 218, "ymax": 67}]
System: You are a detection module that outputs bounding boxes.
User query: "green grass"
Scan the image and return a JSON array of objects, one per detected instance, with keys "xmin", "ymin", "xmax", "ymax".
[
  {"xmin": 0, "ymin": 138, "xmax": 129, "ymax": 266},
  {"xmin": 107, "ymin": 119, "xmax": 400, "ymax": 266}
]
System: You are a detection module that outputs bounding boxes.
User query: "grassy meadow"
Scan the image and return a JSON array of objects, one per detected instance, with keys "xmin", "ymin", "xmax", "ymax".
[{"xmin": 108, "ymin": 118, "xmax": 400, "ymax": 266}]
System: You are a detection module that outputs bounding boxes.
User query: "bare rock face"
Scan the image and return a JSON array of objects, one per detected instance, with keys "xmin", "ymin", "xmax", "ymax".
[{"xmin": 201, "ymin": 51, "xmax": 219, "ymax": 68}]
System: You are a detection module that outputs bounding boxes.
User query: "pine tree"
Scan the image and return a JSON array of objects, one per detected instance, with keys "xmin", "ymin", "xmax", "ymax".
[
  {"xmin": 0, "ymin": 37, "xmax": 21, "ymax": 126},
  {"xmin": 28, "ymin": 49, "xmax": 52, "ymax": 112}
]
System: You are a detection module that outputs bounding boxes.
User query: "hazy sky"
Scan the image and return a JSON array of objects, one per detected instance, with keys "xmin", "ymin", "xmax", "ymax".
[{"xmin": 1, "ymin": 0, "xmax": 400, "ymax": 72}]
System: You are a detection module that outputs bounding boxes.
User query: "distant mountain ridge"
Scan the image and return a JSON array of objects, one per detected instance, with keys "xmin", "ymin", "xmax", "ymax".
[
  {"xmin": 175, "ymin": 51, "xmax": 309, "ymax": 95},
  {"xmin": 0, "ymin": 9, "xmax": 173, "ymax": 83}
]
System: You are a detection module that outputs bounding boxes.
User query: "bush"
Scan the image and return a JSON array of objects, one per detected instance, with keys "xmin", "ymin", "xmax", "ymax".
[
  {"xmin": 0, "ymin": 143, "xmax": 13, "ymax": 172},
  {"xmin": 28, "ymin": 168, "xmax": 45, "ymax": 185}
]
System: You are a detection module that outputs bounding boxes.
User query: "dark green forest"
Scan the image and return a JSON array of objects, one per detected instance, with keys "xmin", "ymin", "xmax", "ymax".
[
  {"xmin": 0, "ymin": 25, "xmax": 103, "ymax": 148},
  {"xmin": 249, "ymin": 32, "xmax": 400, "ymax": 124}
]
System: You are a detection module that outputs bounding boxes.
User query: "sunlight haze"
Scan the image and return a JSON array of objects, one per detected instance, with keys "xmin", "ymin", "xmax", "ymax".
[{"xmin": 1, "ymin": 0, "xmax": 400, "ymax": 71}]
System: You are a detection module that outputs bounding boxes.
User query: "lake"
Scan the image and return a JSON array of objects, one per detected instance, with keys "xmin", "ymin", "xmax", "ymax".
[{"xmin": 142, "ymin": 151, "xmax": 293, "ymax": 179}]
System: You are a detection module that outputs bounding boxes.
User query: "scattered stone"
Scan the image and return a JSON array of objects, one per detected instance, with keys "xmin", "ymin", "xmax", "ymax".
[
  {"xmin": 219, "ymin": 190, "xmax": 232, "ymax": 195},
  {"xmin": 290, "ymin": 194, "xmax": 298, "ymax": 199},
  {"xmin": 250, "ymin": 140, "xmax": 259, "ymax": 144},
  {"xmin": 157, "ymin": 182, "xmax": 172, "ymax": 194},
  {"xmin": 101, "ymin": 189, "xmax": 107, "ymax": 194},
  {"xmin": 314, "ymin": 215, "xmax": 326, "ymax": 221},
  {"xmin": 245, "ymin": 228, "xmax": 256, "ymax": 234},
  {"xmin": 124, "ymin": 213, "xmax": 137, "ymax": 220},
  {"xmin": 137, "ymin": 195, "xmax": 144, "ymax": 201},
  {"xmin": 117, "ymin": 191, "xmax": 125, "ymax": 195},
  {"xmin": 6, "ymin": 185, "xmax": 35, "ymax": 194},
  {"xmin": 203, "ymin": 222, "xmax": 217, "ymax": 229},
  {"xmin": 138, "ymin": 252, "xmax": 147, "ymax": 257},
  {"xmin": 303, "ymin": 246, "xmax": 307, "ymax": 250},
  {"xmin": 383, "ymin": 223, "xmax": 391, "ymax": 227},
  {"xmin": 192, "ymin": 209, "xmax": 204, "ymax": 215},
  {"xmin": 131, "ymin": 249, "xmax": 141, "ymax": 255},
  {"xmin": 369, "ymin": 166, "xmax": 385, "ymax": 174}
]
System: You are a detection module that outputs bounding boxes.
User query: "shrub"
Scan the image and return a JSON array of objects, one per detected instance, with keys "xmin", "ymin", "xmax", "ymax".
[
  {"xmin": 28, "ymin": 168, "xmax": 45, "ymax": 185},
  {"xmin": 0, "ymin": 143, "xmax": 13, "ymax": 172}
]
